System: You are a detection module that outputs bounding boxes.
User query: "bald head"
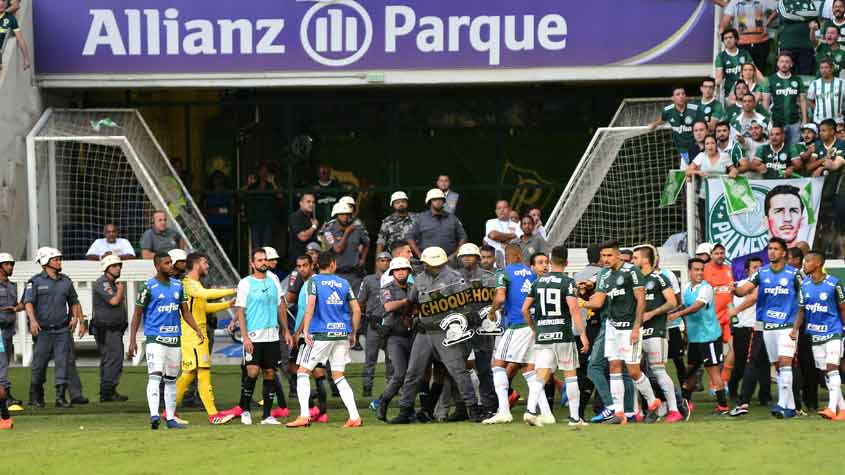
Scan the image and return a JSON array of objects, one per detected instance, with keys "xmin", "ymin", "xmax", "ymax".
[{"xmin": 505, "ymin": 244, "xmax": 522, "ymax": 264}]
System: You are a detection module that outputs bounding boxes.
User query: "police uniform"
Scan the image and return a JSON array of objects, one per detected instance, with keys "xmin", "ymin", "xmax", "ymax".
[
  {"xmin": 0, "ymin": 278, "xmax": 18, "ymax": 397},
  {"xmin": 377, "ymin": 213, "xmax": 416, "ymax": 252},
  {"xmin": 24, "ymin": 271, "xmax": 80, "ymax": 405},
  {"xmin": 375, "ymin": 275, "xmax": 414, "ymax": 420},
  {"xmin": 394, "ymin": 265, "xmax": 481, "ymax": 421},
  {"xmin": 322, "ymin": 220, "xmax": 369, "ymax": 300},
  {"xmin": 461, "ymin": 265, "xmax": 498, "ymax": 413},
  {"xmin": 91, "ymin": 273, "xmax": 128, "ymax": 400},
  {"xmin": 358, "ymin": 272, "xmax": 392, "ymax": 395}
]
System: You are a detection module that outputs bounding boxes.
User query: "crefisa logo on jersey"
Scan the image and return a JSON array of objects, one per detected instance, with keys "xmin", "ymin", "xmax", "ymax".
[{"xmin": 440, "ymin": 312, "xmax": 474, "ymax": 347}]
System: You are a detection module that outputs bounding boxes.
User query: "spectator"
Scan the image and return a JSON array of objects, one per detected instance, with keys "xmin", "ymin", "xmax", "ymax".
[
  {"xmin": 793, "ymin": 123, "xmax": 822, "ymax": 176},
  {"xmin": 812, "ymin": 24, "xmax": 845, "ymax": 76},
  {"xmin": 483, "ymin": 199, "xmax": 522, "ymax": 266},
  {"xmin": 0, "ymin": 1, "xmax": 19, "ymax": 16},
  {"xmin": 314, "ymin": 164, "xmax": 345, "ymax": 224},
  {"xmin": 687, "ymin": 135, "xmax": 738, "ymax": 182},
  {"xmin": 435, "ymin": 174, "xmax": 460, "ymax": 215},
  {"xmin": 203, "ymin": 171, "xmax": 235, "ymax": 258},
  {"xmin": 85, "ymin": 224, "xmax": 136, "ymax": 261},
  {"xmin": 751, "ymin": 124, "xmax": 796, "ymax": 178},
  {"xmin": 139, "ymin": 211, "xmax": 184, "ymax": 259},
  {"xmin": 0, "ymin": 4, "xmax": 30, "ymax": 70},
  {"xmin": 715, "ymin": 121, "xmax": 750, "ymax": 173},
  {"xmin": 720, "ymin": 1, "xmax": 777, "ymax": 73},
  {"xmin": 729, "ymin": 93, "xmax": 769, "ymax": 144},
  {"xmin": 727, "ymin": 63, "xmax": 765, "ymax": 107},
  {"xmin": 687, "ymin": 120, "xmax": 711, "ymax": 159},
  {"xmin": 695, "ymin": 242, "xmax": 713, "ymax": 263},
  {"xmin": 407, "ymin": 188, "xmax": 467, "ymax": 259},
  {"xmin": 818, "ymin": 0, "xmax": 845, "ymax": 46},
  {"xmin": 715, "ymin": 28, "xmax": 755, "ymax": 98},
  {"xmin": 838, "ymin": 121, "xmax": 845, "ymax": 140},
  {"xmin": 763, "ymin": 53, "xmax": 808, "ymax": 144},
  {"xmin": 776, "ymin": 0, "xmax": 819, "ymax": 76},
  {"xmin": 376, "ymin": 191, "xmax": 416, "ymax": 257},
  {"xmin": 479, "ymin": 244, "xmax": 496, "ymax": 271},
  {"xmin": 527, "ymin": 207, "xmax": 546, "ymax": 239},
  {"xmin": 508, "ymin": 209, "xmax": 520, "ymax": 225},
  {"xmin": 287, "ymin": 192, "xmax": 319, "ymax": 268},
  {"xmin": 819, "ymin": 0, "xmax": 838, "ymax": 20},
  {"xmin": 725, "ymin": 80, "xmax": 770, "ymax": 121},
  {"xmin": 511, "ymin": 215, "xmax": 547, "ymax": 264},
  {"xmin": 322, "ymin": 202, "xmax": 369, "ymax": 295},
  {"xmin": 244, "ymin": 163, "xmax": 281, "ymax": 248},
  {"xmin": 695, "ymin": 78, "xmax": 725, "ymax": 130},
  {"xmin": 649, "ymin": 86, "xmax": 700, "ymax": 164},
  {"xmin": 807, "ymin": 58, "xmax": 845, "ymax": 124}
]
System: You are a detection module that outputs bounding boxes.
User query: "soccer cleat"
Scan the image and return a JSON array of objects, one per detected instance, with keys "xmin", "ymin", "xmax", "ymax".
[
  {"xmin": 286, "ymin": 416, "xmax": 311, "ymax": 428},
  {"xmin": 208, "ymin": 412, "xmax": 235, "ymax": 425},
  {"xmin": 795, "ymin": 409, "xmax": 808, "ymax": 417},
  {"xmin": 161, "ymin": 412, "xmax": 190, "ymax": 425},
  {"xmin": 567, "ymin": 417, "xmax": 588, "ymax": 427},
  {"xmin": 241, "ymin": 412, "xmax": 253, "ymax": 425},
  {"xmin": 644, "ymin": 410, "xmax": 660, "ymax": 424},
  {"xmin": 227, "ymin": 405, "xmax": 244, "ymax": 417},
  {"xmin": 536, "ymin": 414, "xmax": 556, "ymax": 426},
  {"xmin": 607, "ymin": 413, "xmax": 627, "ymax": 425},
  {"xmin": 369, "ymin": 399, "xmax": 380, "ymax": 412},
  {"xmin": 271, "ymin": 407, "xmax": 289, "ymax": 419},
  {"xmin": 523, "ymin": 412, "xmax": 538, "ymax": 426},
  {"xmin": 166, "ymin": 419, "xmax": 186, "ymax": 429},
  {"xmin": 343, "ymin": 418, "xmax": 363, "ymax": 428},
  {"xmin": 150, "ymin": 415, "xmax": 161, "ymax": 430},
  {"xmin": 713, "ymin": 405, "xmax": 730, "ymax": 416},
  {"xmin": 771, "ymin": 405, "xmax": 785, "ymax": 419},
  {"xmin": 782, "ymin": 408, "xmax": 797, "ymax": 419},
  {"xmin": 591, "ymin": 407, "xmax": 615, "ymax": 424},
  {"xmin": 261, "ymin": 416, "xmax": 282, "ymax": 425},
  {"xmin": 665, "ymin": 411, "xmax": 683, "ymax": 423},
  {"xmin": 312, "ymin": 412, "xmax": 329, "ymax": 423},
  {"xmin": 818, "ymin": 408, "xmax": 837, "ymax": 420},
  {"xmin": 482, "ymin": 411, "xmax": 513, "ymax": 424},
  {"xmin": 834, "ymin": 410, "xmax": 845, "ymax": 421},
  {"xmin": 729, "ymin": 405, "xmax": 749, "ymax": 417},
  {"xmin": 508, "ymin": 391, "xmax": 520, "ymax": 409},
  {"xmin": 628, "ymin": 413, "xmax": 642, "ymax": 423},
  {"xmin": 309, "ymin": 406, "xmax": 321, "ymax": 418},
  {"xmin": 0, "ymin": 418, "xmax": 12, "ymax": 430}
]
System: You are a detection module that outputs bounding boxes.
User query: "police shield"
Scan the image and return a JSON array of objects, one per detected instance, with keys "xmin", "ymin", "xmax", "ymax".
[
  {"xmin": 417, "ymin": 278, "xmax": 484, "ymax": 347},
  {"xmin": 469, "ymin": 274, "xmax": 501, "ymax": 336}
]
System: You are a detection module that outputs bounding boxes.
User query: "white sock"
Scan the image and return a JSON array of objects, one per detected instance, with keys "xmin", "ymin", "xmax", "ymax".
[
  {"xmin": 565, "ymin": 377, "xmax": 580, "ymax": 421},
  {"xmin": 334, "ymin": 377, "xmax": 360, "ymax": 420},
  {"xmin": 652, "ymin": 365, "xmax": 678, "ymax": 412},
  {"xmin": 827, "ymin": 370, "xmax": 841, "ymax": 412},
  {"xmin": 526, "ymin": 379, "xmax": 543, "ymax": 415},
  {"xmin": 163, "ymin": 377, "xmax": 176, "ymax": 420},
  {"xmin": 146, "ymin": 374, "xmax": 161, "ymax": 418},
  {"xmin": 492, "ymin": 367, "xmax": 510, "ymax": 414},
  {"xmin": 296, "ymin": 374, "xmax": 311, "ymax": 418},
  {"xmin": 779, "ymin": 367, "xmax": 794, "ymax": 410},
  {"xmin": 634, "ymin": 374, "xmax": 657, "ymax": 405},
  {"xmin": 522, "ymin": 371, "xmax": 551, "ymax": 417},
  {"xmin": 609, "ymin": 373, "xmax": 624, "ymax": 413}
]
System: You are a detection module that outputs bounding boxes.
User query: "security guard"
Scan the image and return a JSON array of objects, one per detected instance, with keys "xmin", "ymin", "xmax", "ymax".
[
  {"xmin": 376, "ymin": 191, "xmax": 416, "ymax": 256},
  {"xmin": 169, "ymin": 249, "xmax": 188, "ymax": 280},
  {"xmin": 91, "ymin": 255, "xmax": 129, "ymax": 402},
  {"xmin": 323, "ymin": 202, "xmax": 369, "ymax": 309},
  {"xmin": 389, "ymin": 247, "xmax": 483, "ymax": 424},
  {"xmin": 375, "ymin": 257, "xmax": 414, "ymax": 421},
  {"xmin": 358, "ymin": 251, "xmax": 394, "ymax": 397},
  {"xmin": 25, "ymin": 247, "xmax": 87, "ymax": 408},
  {"xmin": 0, "ymin": 253, "xmax": 24, "ymax": 409}
]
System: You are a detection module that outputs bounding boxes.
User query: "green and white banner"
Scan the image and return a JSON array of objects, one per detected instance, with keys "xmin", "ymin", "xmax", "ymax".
[{"xmin": 705, "ymin": 177, "xmax": 824, "ymax": 261}]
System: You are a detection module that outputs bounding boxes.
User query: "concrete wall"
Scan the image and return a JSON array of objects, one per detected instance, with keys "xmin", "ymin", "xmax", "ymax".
[{"xmin": 0, "ymin": 2, "xmax": 43, "ymax": 257}]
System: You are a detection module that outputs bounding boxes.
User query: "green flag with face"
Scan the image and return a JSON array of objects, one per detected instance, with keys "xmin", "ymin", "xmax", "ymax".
[
  {"xmin": 721, "ymin": 176, "xmax": 757, "ymax": 215},
  {"xmin": 660, "ymin": 170, "xmax": 686, "ymax": 208}
]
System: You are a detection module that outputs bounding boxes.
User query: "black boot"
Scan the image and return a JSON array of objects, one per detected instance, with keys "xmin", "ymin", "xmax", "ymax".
[
  {"xmin": 28, "ymin": 386, "xmax": 45, "ymax": 408},
  {"xmin": 468, "ymin": 404, "xmax": 484, "ymax": 423},
  {"xmin": 375, "ymin": 397, "xmax": 390, "ymax": 422},
  {"xmin": 6, "ymin": 392, "xmax": 22, "ymax": 407},
  {"xmin": 389, "ymin": 405, "xmax": 414, "ymax": 424},
  {"xmin": 55, "ymin": 385, "xmax": 72, "ymax": 408},
  {"xmin": 112, "ymin": 391, "xmax": 129, "ymax": 402},
  {"xmin": 71, "ymin": 395, "xmax": 89, "ymax": 405},
  {"xmin": 447, "ymin": 402, "xmax": 468, "ymax": 422}
]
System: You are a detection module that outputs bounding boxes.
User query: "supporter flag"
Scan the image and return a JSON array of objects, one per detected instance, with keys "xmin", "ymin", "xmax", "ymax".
[
  {"xmin": 659, "ymin": 170, "xmax": 686, "ymax": 208},
  {"xmin": 721, "ymin": 176, "xmax": 756, "ymax": 215}
]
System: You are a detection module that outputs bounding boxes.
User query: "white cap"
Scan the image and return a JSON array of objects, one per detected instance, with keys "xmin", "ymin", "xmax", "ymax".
[
  {"xmin": 168, "ymin": 249, "xmax": 187, "ymax": 263},
  {"xmin": 36, "ymin": 247, "xmax": 62, "ymax": 266},
  {"xmin": 0, "ymin": 253, "xmax": 14, "ymax": 264},
  {"xmin": 100, "ymin": 255, "xmax": 122, "ymax": 273},
  {"xmin": 338, "ymin": 196, "xmax": 356, "ymax": 208},
  {"xmin": 695, "ymin": 242, "xmax": 713, "ymax": 256},
  {"xmin": 331, "ymin": 202, "xmax": 354, "ymax": 217},
  {"xmin": 390, "ymin": 191, "xmax": 409, "ymax": 206},
  {"xmin": 425, "ymin": 188, "xmax": 446, "ymax": 204},
  {"xmin": 457, "ymin": 243, "xmax": 481, "ymax": 258},
  {"xmin": 801, "ymin": 123, "xmax": 818, "ymax": 134},
  {"xmin": 263, "ymin": 246, "xmax": 280, "ymax": 260},
  {"xmin": 388, "ymin": 257, "xmax": 412, "ymax": 275},
  {"xmin": 420, "ymin": 246, "xmax": 448, "ymax": 267}
]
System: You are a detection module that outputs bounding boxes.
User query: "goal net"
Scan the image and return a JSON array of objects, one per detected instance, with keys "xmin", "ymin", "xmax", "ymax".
[
  {"xmin": 26, "ymin": 109, "xmax": 238, "ymax": 288},
  {"xmin": 546, "ymin": 98, "xmax": 689, "ymax": 250}
]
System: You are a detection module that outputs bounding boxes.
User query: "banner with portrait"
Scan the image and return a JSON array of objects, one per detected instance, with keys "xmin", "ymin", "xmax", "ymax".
[{"xmin": 704, "ymin": 177, "xmax": 825, "ymax": 277}]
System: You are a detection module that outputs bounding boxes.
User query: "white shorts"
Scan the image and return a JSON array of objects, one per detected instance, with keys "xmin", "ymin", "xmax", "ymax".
[
  {"xmin": 642, "ymin": 337, "xmax": 668, "ymax": 366},
  {"xmin": 533, "ymin": 342, "xmax": 579, "ymax": 371},
  {"xmin": 763, "ymin": 328, "xmax": 796, "ymax": 363},
  {"xmin": 146, "ymin": 342, "xmax": 181, "ymax": 378},
  {"xmin": 604, "ymin": 322, "xmax": 642, "ymax": 364},
  {"xmin": 297, "ymin": 339, "xmax": 352, "ymax": 372},
  {"xmin": 494, "ymin": 326, "xmax": 535, "ymax": 364},
  {"xmin": 812, "ymin": 339, "xmax": 844, "ymax": 370}
]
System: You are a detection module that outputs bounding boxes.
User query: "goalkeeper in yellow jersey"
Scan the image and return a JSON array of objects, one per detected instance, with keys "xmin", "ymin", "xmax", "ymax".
[{"xmin": 176, "ymin": 252, "xmax": 237, "ymax": 424}]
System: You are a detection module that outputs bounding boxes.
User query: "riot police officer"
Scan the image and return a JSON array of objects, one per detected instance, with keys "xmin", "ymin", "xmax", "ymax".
[
  {"xmin": 374, "ymin": 257, "xmax": 414, "ymax": 421},
  {"xmin": 0, "ymin": 253, "xmax": 24, "ymax": 409},
  {"xmin": 389, "ymin": 247, "xmax": 483, "ymax": 424},
  {"xmin": 358, "ymin": 252, "xmax": 393, "ymax": 397},
  {"xmin": 91, "ymin": 255, "xmax": 129, "ymax": 402},
  {"xmin": 25, "ymin": 248, "xmax": 87, "ymax": 408}
]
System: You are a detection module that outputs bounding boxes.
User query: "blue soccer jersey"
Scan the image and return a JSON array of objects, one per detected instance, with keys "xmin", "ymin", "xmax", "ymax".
[
  {"xmin": 235, "ymin": 275, "xmax": 281, "ymax": 341},
  {"xmin": 307, "ymin": 274, "xmax": 355, "ymax": 338},
  {"xmin": 801, "ymin": 274, "xmax": 845, "ymax": 341},
  {"xmin": 682, "ymin": 281, "xmax": 722, "ymax": 343},
  {"xmin": 136, "ymin": 277, "xmax": 186, "ymax": 340},
  {"xmin": 749, "ymin": 264, "xmax": 803, "ymax": 328},
  {"xmin": 496, "ymin": 264, "xmax": 536, "ymax": 327}
]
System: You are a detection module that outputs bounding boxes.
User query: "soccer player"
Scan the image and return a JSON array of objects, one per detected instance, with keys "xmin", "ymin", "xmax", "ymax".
[
  {"xmin": 669, "ymin": 259, "xmax": 729, "ymax": 414},
  {"xmin": 790, "ymin": 251, "xmax": 845, "ymax": 420},
  {"xmin": 734, "ymin": 238, "xmax": 802, "ymax": 418},
  {"xmin": 632, "ymin": 245, "xmax": 683, "ymax": 423},
  {"xmin": 522, "ymin": 246, "xmax": 589, "ymax": 427},
  {"xmin": 230, "ymin": 249, "xmax": 288, "ymax": 425},
  {"xmin": 482, "ymin": 244, "xmax": 542, "ymax": 424},
  {"xmin": 128, "ymin": 252, "xmax": 204, "ymax": 430},
  {"xmin": 175, "ymin": 252, "xmax": 237, "ymax": 425},
  {"xmin": 287, "ymin": 252, "xmax": 362, "ymax": 428},
  {"xmin": 583, "ymin": 240, "xmax": 660, "ymax": 424}
]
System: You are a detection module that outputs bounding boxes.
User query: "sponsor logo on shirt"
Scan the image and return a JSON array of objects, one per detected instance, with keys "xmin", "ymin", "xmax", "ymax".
[
  {"xmin": 607, "ymin": 288, "xmax": 627, "ymax": 298},
  {"xmin": 807, "ymin": 322, "xmax": 829, "ymax": 332},
  {"xmin": 156, "ymin": 303, "xmax": 180, "ymax": 313},
  {"xmin": 326, "ymin": 291, "xmax": 343, "ymax": 305},
  {"xmin": 805, "ymin": 303, "xmax": 830, "ymax": 314},
  {"xmin": 513, "ymin": 269, "xmax": 532, "ymax": 277},
  {"xmin": 765, "ymin": 310, "xmax": 787, "ymax": 320},
  {"xmin": 775, "ymin": 87, "xmax": 799, "ymax": 96},
  {"xmin": 158, "ymin": 325, "xmax": 179, "ymax": 333}
]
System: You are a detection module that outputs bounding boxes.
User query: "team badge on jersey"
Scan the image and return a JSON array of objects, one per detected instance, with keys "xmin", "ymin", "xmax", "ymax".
[
  {"xmin": 646, "ymin": 280, "xmax": 656, "ymax": 290},
  {"xmin": 616, "ymin": 276, "xmax": 625, "ymax": 286},
  {"xmin": 173, "ymin": 292, "xmax": 180, "ymax": 299},
  {"xmin": 780, "ymin": 278, "xmax": 789, "ymax": 287},
  {"xmin": 685, "ymin": 116, "xmax": 693, "ymax": 125},
  {"xmin": 439, "ymin": 313, "xmax": 474, "ymax": 347},
  {"xmin": 791, "ymin": 81, "xmax": 798, "ymax": 88},
  {"xmin": 820, "ymin": 292, "xmax": 828, "ymax": 301}
]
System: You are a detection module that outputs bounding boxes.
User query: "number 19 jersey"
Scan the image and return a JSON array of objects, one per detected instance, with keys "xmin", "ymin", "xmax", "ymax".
[{"xmin": 529, "ymin": 272, "xmax": 576, "ymax": 344}]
